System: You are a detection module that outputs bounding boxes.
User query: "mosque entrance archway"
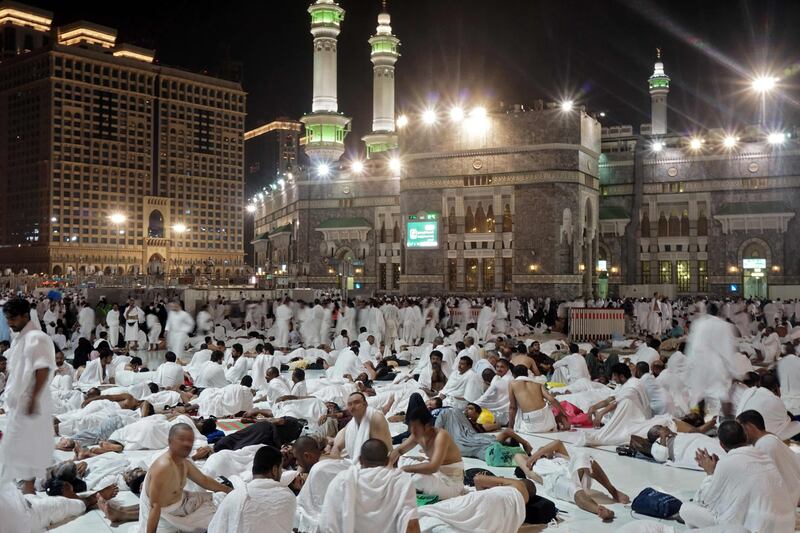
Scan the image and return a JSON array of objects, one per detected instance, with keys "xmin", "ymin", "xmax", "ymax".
[
  {"xmin": 147, "ymin": 253, "xmax": 165, "ymax": 275},
  {"xmin": 334, "ymin": 248, "xmax": 355, "ymax": 298},
  {"xmin": 740, "ymin": 240, "xmax": 769, "ymax": 300},
  {"xmin": 148, "ymin": 210, "xmax": 165, "ymax": 238}
]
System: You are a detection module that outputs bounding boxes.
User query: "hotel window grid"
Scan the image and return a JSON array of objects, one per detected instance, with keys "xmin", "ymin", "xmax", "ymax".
[
  {"xmin": 640, "ymin": 260, "xmax": 651, "ymax": 284},
  {"xmin": 483, "ymin": 258, "xmax": 495, "ymax": 290},
  {"xmin": 465, "ymin": 259, "xmax": 478, "ymax": 291},
  {"xmin": 392, "ymin": 264, "xmax": 400, "ymax": 289},
  {"xmin": 378, "ymin": 263, "xmax": 387, "ymax": 291}
]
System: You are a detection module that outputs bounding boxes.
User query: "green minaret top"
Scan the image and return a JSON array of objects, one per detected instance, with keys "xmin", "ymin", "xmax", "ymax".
[{"xmin": 648, "ymin": 48, "xmax": 670, "ymax": 91}]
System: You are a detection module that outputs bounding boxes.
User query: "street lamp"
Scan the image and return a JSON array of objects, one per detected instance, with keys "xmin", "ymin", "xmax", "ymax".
[
  {"xmin": 171, "ymin": 224, "xmax": 188, "ymax": 278},
  {"xmin": 246, "ymin": 204, "xmax": 257, "ymax": 213},
  {"xmin": 751, "ymin": 75, "xmax": 777, "ymax": 125},
  {"xmin": 108, "ymin": 213, "xmax": 126, "ymax": 277}
]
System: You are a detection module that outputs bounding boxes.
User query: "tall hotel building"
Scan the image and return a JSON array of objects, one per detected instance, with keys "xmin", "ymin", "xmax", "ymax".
[{"xmin": 0, "ymin": 1, "xmax": 246, "ymax": 277}]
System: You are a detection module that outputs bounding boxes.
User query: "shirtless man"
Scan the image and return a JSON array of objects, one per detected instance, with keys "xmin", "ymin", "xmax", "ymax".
[
  {"xmin": 510, "ymin": 348, "xmax": 541, "ymax": 376},
  {"xmin": 514, "ymin": 439, "xmax": 629, "ymax": 522},
  {"xmin": 429, "ymin": 351, "xmax": 448, "ymax": 394},
  {"xmin": 81, "ymin": 388, "xmax": 156, "ymax": 416},
  {"xmin": 330, "ymin": 391, "xmax": 392, "ymax": 458},
  {"xmin": 390, "ymin": 393, "xmax": 465, "ymax": 499},
  {"xmin": 140, "ymin": 423, "xmax": 232, "ymax": 533},
  {"xmin": 508, "ymin": 364, "xmax": 569, "ymax": 432}
]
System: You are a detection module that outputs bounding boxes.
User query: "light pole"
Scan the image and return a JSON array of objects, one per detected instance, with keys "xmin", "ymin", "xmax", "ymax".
[
  {"xmin": 751, "ymin": 75, "xmax": 776, "ymax": 126},
  {"xmin": 109, "ymin": 213, "xmax": 126, "ymax": 279},
  {"xmin": 171, "ymin": 223, "xmax": 188, "ymax": 278}
]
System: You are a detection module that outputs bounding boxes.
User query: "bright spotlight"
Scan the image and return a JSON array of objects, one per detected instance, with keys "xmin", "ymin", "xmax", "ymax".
[
  {"xmin": 396, "ymin": 114, "xmax": 409, "ymax": 128},
  {"xmin": 172, "ymin": 223, "xmax": 187, "ymax": 234},
  {"xmin": 599, "ymin": 111, "xmax": 606, "ymax": 118},
  {"xmin": 317, "ymin": 163, "xmax": 330, "ymax": 177},
  {"xmin": 277, "ymin": 178, "xmax": 285, "ymax": 188},
  {"xmin": 449, "ymin": 106, "xmax": 464, "ymax": 122},
  {"xmin": 652, "ymin": 141, "xmax": 664, "ymax": 152},
  {"xmin": 351, "ymin": 160, "xmax": 364, "ymax": 174},
  {"xmin": 723, "ymin": 135, "xmax": 737, "ymax": 149},
  {"xmin": 421, "ymin": 108, "xmax": 437, "ymax": 125},
  {"xmin": 246, "ymin": 204, "xmax": 257, "ymax": 213},
  {"xmin": 689, "ymin": 138, "xmax": 703, "ymax": 151},
  {"xmin": 560, "ymin": 100, "xmax": 574, "ymax": 112},
  {"xmin": 768, "ymin": 132, "xmax": 786, "ymax": 145},
  {"xmin": 109, "ymin": 213, "xmax": 126, "ymax": 225},
  {"xmin": 388, "ymin": 157, "xmax": 401, "ymax": 173},
  {"xmin": 751, "ymin": 76, "xmax": 777, "ymax": 94},
  {"xmin": 469, "ymin": 106, "xmax": 487, "ymax": 119}
]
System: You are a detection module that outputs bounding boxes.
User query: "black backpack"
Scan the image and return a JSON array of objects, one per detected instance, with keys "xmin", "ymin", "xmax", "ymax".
[
  {"xmin": 631, "ymin": 487, "xmax": 683, "ymax": 519},
  {"xmin": 525, "ymin": 495, "xmax": 558, "ymax": 524}
]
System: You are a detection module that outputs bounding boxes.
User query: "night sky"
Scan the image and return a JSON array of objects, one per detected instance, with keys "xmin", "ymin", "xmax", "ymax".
[{"xmin": 32, "ymin": 0, "xmax": 800, "ymax": 153}]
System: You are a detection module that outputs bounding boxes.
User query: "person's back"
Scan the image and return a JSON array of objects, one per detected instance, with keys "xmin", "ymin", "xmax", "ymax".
[
  {"xmin": 509, "ymin": 378, "xmax": 545, "ymax": 413},
  {"xmin": 777, "ymin": 353, "xmax": 800, "ymax": 412},
  {"xmin": 510, "ymin": 353, "xmax": 537, "ymax": 374},
  {"xmin": 755, "ymin": 433, "xmax": 800, "ymax": 506}
]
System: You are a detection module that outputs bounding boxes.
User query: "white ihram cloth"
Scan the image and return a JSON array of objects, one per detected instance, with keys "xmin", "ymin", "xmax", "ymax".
[
  {"xmin": 250, "ymin": 353, "xmax": 279, "ymax": 390},
  {"xmin": 272, "ymin": 398, "xmax": 326, "ymax": 429},
  {"xmin": 137, "ymin": 470, "xmax": 220, "ymax": 533},
  {"xmin": 475, "ymin": 373, "xmax": 512, "ymax": 417},
  {"xmin": 576, "ymin": 378, "xmax": 674, "ymax": 447},
  {"xmin": 198, "ymin": 384, "xmax": 253, "ymax": 418},
  {"xmin": 202, "ymin": 445, "xmax": 263, "ymax": 480},
  {"xmin": 398, "ymin": 457, "xmax": 465, "ymax": 500},
  {"xmin": 343, "ymin": 407, "xmax": 383, "ymax": 461},
  {"xmin": 688, "ymin": 446, "xmax": 795, "ymax": 533},
  {"xmin": 777, "ymin": 353, "xmax": 800, "ymax": 413},
  {"xmin": 530, "ymin": 449, "xmax": 594, "ymax": 503},
  {"xmin": 512, "ymin": 376, "xmax": 556, "ymax": 433},
  {"xmin": 735, "ymin": 387, "xmax": 800, "ymax": 441},
  {"xmin": 0, "ymin": 319, "xmax": 56, "ymax": 481},
  {"xmin": 124, "ymin": 306, "xmax": 144, "ymax": 342},
  {"xmin": 109, "ymin": 414, "xmax": 204, "ymax": 450},
  {"xmin": 275, "ymin": 304, "xmax": 292, "ymax": 347},
  {"xmin": 686, "ymin": 314, "xmax": 740, "ymax": 405},
  {"xmin": 77, "ymin": 357, "xmax": 107, "ymax": 385},
  {"xmin": 195, "ymin": 361, "xmax": 228, "ymax": 389},
  {"xmin": 650, "ymin": 433, "xmax": 726, "ymax": 470},
  {"xmin": 261, "ymin": 376, "xmax": 291, "ymax": 405},
  {"xmin": 327, "ymin": 348, "xmax": 360, "ymax": 380},
  {"xmin": 25, "ymin": 493, "xmax": 87, "ymax": 531},
  {"xmin": 208, "ymin": 477, "xmax": 296, "ymax": 533},
  {"xmin": 142, "ymin": 390, "xmax": 182, "ymax": 413},
  {"xmin": 655, "ymin": 368, "xmax": 690, "ymax": 417},
  {"xmin": 106, "ymin": 308, "xmax": 120, "ymax": 346},
  {"xmin": 185, "ymin": 349, "xmax": 212, "ymax": 379},
  {"xmin": 320, "ymin": 465, "xmax": 418, "ymax": 533},
  {"xmin": 440, "ymin": 368, "xmax": 483, "ymax": 408},
  {"xmin": 155, "ymin": 361, "xmax": 185, "ymax": 389},
  {"xmin": 552, "ymin": 353, "xmax": 590, "ymax": 383},
  {"xmin": 639, "ymin": 372, "xmax": 676, "ymax": 416},
  {"xmin": 418, "ymin": 486, "xmax": 525, "ymax": 533},
  {"xmin": 295, "ymin": 459, "xmax": 351, "ymax": 532},
  {"xmin": 165, "ymin": 309, "xmax": 194, "ymax": 356},
  {"xmin": 755, "ymin": 433, "xmax": 800, "ymax": 505}
]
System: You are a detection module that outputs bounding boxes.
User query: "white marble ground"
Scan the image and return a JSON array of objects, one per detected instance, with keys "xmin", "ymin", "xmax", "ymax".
[{"xmin": 24, "ymin": 349, "xmax": 792, "ymax": 532}]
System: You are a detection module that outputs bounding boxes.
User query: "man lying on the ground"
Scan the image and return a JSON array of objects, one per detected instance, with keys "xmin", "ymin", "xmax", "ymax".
[
  {"xmin": 508, "ymin": 364, "xmax": 570, "ymax": 433},
  {"xmin": 19, "ymin": 479, "xmax": 129, "ymax": 530},
  {"xmin": 208, "ymin": 445, "xmax": 296, "ymax": 533},
  {"xmin": 514, "ymin": 439, "xmax": 629, "ymax": 522},
  {"xmin": 81, "ymin": 387, "xmax": 156, "ymax": 416},
  {"xmin": 417, "ymin": 472, "xmax": 533, "ymax": 533},
  {"xmin": 390, "ymin": 393, "xmax": 466, "ymax": 500},
  {"xmin": 192, "ymin": 415, "xmax": 304, "ymax": 459},
  {"xmin": 320, "ymin": 439, "xmax": 420, "ymax": 533},
  {"xmin": 139, "ymin": 423, "xmax": 232, "ymax": 533},
  {"xmin": 628, "ymin": 423, "xmax": 725, "ymax": 468}
]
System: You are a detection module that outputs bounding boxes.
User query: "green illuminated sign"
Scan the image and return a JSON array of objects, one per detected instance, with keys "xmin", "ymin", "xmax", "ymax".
[
  {"xmin": 406, "ymin": 219, "xmax": 439, "ymax": 248},
  {"xmin": 311, "ymin": 8, "xmax": 343, "ymax": 25},
  {"xmin": 371, "ymin": 40, "xmax": 397, "ymax": 54},
  {"xmin": 649, "ymin": 77, "xmax": 669, "ymax": 89}
]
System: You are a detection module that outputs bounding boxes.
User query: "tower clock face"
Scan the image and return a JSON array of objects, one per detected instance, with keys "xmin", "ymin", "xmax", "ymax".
[
  {"xmin": 472, "ymin": 159, "xmax": 483, "ymax": 170},
  {"xmin": 342, "ymin": 185, "xmax": 351, "ymax": 195}
]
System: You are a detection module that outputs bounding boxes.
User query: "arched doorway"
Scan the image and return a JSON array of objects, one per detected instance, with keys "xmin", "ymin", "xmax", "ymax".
[
  {"xmin": 52, "ymin": 265, "xmax": 63, "ymax": 276},
  {"xmin": 740, "ymin": 240, "xmax": 769, "ymax": 299},
  {"xmin": 335, "ymin": 247, "xmax": 356, "ymax": 296},
  {"xmin": 148, "ymin": 210, "xmax": 165, "ymax": 238},
  {"xmin": 104, "ymin": 266, "xmax": 113, "ymax": 275},
  {"xmin": 147, "ymin": 254, "xmax": 165, "ymax": 275}
]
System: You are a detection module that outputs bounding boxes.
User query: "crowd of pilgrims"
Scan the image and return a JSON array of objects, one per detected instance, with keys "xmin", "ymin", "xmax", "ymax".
[{"xmin": 0, "ymin": 289, "xmax": 799, "ymax": 532}]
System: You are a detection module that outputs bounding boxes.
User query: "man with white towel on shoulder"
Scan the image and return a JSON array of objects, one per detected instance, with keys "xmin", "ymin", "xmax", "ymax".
[{"xmin": 331, "ymin": 391, "xmax": 392, "ymax": 461}]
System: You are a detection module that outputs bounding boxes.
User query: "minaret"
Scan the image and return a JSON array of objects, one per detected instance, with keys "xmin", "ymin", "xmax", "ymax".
[
  {"xmin": 362, "ymin": 1, "xmax": 400, "ymax": 158},
  {"xmin": 648, "ymin": 48, "xmax": 670, "ymax": 135},
  {"xmin": 301, "ymin": 0, "xmax": 351, "ymax": 164}
]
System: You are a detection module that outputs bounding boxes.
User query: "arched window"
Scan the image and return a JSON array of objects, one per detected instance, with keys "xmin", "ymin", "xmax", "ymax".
[
  {"xmin": 502, "ymin": 204, "xmax": 512, "ymax": 232},
  {"xmin": 393, "ymin": 222, "xmax": 400, "ymax": 242},
  {"xmin": 668, "ymin": 212, "xmax": 680, "ymax": 236},
  {"xmin": 475, "ymin": 203, "xmax": 486, "ymax": 233},
  {"xmin": 486, "ymin": 205, "xmax": 495, "ymax": 233},
  {"xmin": 465, "ymin": 207, "xmax": 475, "ymax": 233},
  {"xmin": 657, "ymin": 213, "xmax": 668, "ymax": 236},
  {"xmin": 697, "ymin": 212, "xmax": 708, "ymax": 236},
  {"xmin": 680, "ymin": 210, "xmax": 690, "ymax": 236},
  {"xmin": 148, "ymin": 210, "xmax": 164, "ymax": 238},
  {"xmin": 640, "ymin": 212, "xmax": 650, "ymax": 237},
  {"xmin": 379, "ymin": 222, "xmax": 386, "ymax": 244},
  {"xmin": 448, "ymin": 206, "xmax": 457, "ymax": 234}
]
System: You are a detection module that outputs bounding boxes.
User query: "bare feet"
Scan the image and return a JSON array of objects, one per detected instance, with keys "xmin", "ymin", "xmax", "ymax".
[
  {"xmin": 97, "ymin": 496, "xmax": 125, "ymax": 525},
  {"xmin": 597, "ymin": 505, "xmax": 615, "ymax": 521},
  {"xmin": 610, "ymin": 489, "xmax": 630, "ymax": 504},
  {"xmin": 98, "ymin": 483, "xmax": 119, "ymax": 500}
]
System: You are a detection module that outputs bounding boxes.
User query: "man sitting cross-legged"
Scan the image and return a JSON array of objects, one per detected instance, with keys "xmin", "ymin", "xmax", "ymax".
[
  {"xmin": 513, "ymin": 439, "xmax": 629, "ymax": 522},
  {"xmin": 138, "ymin": 423, "xmax": 232, "ymax": 533},
  {"xmin": 390, "ymin": 393, "xmax": 466, "ymax": 500},
  {"xmin": 320, "ymin": 439, "xmax": 421, "ymax": 533}
]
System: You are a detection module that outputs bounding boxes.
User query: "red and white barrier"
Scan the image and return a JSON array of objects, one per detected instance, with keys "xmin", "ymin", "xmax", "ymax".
[{"xmin": 569, "ymin": 308, "xmax": 625, "ymax": 341}]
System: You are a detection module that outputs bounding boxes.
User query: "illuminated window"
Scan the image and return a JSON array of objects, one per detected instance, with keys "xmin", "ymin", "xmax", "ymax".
[
  {"xmin": 641, "ymin": 260, "xmax": 651, "ymax": 284},
  {"xmin": 698, "ymin": 260, "xmax": 708, "ymax": 292},
  {"xmin": 677, "ymin": 260, "xmax": 690, "ymax": 292},
  {"xmin": 659, "ymin": 260, "xmax": 672, "ymax": 284},
  {"xmin": 465, "ymin": 259, "xmax": 478, "ymax": 291},
  {"xmin": 392, "ymin": 264, "xmax": 400, "ymax": 289},
  {"xmin": 378, "ymin": 263, "xmax": 387, "ymax": 291},
  {"xmin": 483, "ymin": 258, "xmax": 495, "ymax": 291}
]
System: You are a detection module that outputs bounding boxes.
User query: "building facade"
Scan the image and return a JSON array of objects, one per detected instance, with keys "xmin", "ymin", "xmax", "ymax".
[
  {"xmin": 0, "ymin": 2, "xmax": 246, "ymax": 278},
  {"xmin": 253, "ymin": 0, "xmax": 800, "ymax": 299}
]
